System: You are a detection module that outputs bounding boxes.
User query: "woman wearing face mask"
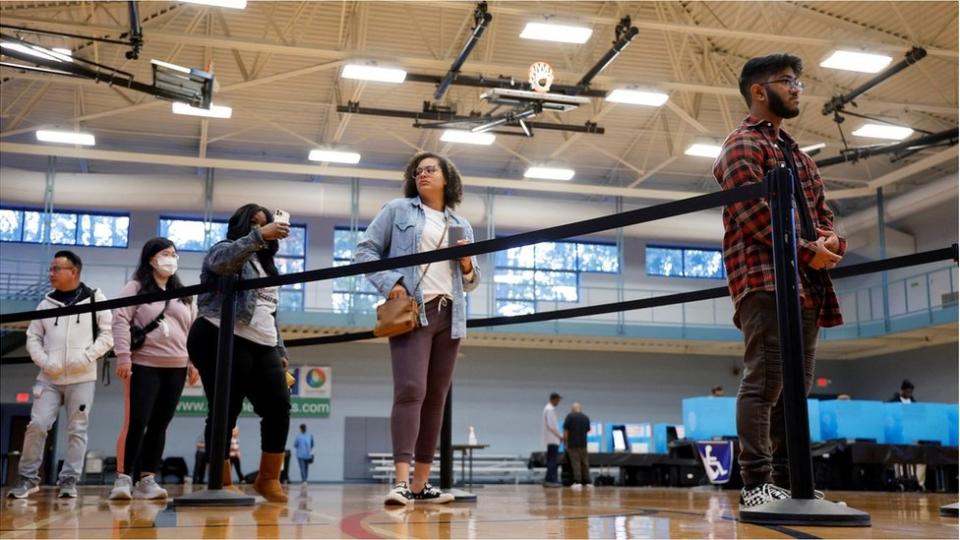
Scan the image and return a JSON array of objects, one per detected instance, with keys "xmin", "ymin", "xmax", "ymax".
[
  {"xmin": 186, "ymin": 203, "xmax": 291, "ymax": 502},
  {"xmin": 109, "ymin": 237, "xmax": 198, "ymax": 500},
  {"xmin": 355, "ymin": 152, "xmax": 480, "ymax": 505}
]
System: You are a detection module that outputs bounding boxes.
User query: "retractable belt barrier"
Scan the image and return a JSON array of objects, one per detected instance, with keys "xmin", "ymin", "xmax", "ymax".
[{"xmin": 0, "ymin": 182, "xmax": 954, "ymax": 334}]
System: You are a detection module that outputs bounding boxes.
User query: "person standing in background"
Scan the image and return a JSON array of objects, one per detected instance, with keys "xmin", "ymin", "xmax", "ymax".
[
  {"xmin": 294, "ymin": 424, "xmax": 314, "ymax": 484},
  {"xmin": 563, "ymin": 402, "xmax": 592, "ymax": 490},
  {"xmin": 542, "ymin": 392, "xmax": 563, "ymax": 487}
]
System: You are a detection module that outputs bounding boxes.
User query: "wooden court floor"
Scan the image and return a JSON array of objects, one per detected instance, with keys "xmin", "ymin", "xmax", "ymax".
[{"xmin": 1, "ymin": 483, "xmax": 957, "ymax": 539}]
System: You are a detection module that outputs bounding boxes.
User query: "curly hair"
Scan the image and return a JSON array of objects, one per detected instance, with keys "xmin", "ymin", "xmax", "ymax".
[{"xmin": 401, "ymin": 152, "xmax": 464, "ymax": 209}]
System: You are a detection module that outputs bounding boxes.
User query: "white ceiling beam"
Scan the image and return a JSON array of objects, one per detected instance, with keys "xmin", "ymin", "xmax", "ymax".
[
  {"xmin": 0, "ymin": 142, "xmax": 699, "ymax": 202},
  {"xmin": 393, "ymin": 1, "xmax": 959, "ymax": 59},
  {"xmin": 867, "ymin": 146, "xmax": 959, "ymax": 190}
]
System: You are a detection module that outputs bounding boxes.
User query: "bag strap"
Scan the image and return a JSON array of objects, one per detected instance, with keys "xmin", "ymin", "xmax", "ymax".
[
  {"xmin": 411, "ymin": 218, "xmax": 449, "ymax": 295},
  {"xmin": 141, "ymin": 299, "xmax": 171, "ymax": 334}
]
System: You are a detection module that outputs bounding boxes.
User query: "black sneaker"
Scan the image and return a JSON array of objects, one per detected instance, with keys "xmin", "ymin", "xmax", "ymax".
[
  {"xmin": 739, "ymin": 483, "xmax": 790, "ymax": 508},
  {"xmin": 384, "ymin": 482, "xmax": 414, "ymax": 506},
  {"xmin": 770, "ymin": 485, "xmax": 825, "ymax": 500},
  {"xmin": 413, "ymin": 483, "xmax": 454, "ymax": 504}
]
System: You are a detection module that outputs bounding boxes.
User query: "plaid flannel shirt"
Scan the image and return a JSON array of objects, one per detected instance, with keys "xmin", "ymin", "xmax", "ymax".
[{"xmin": 714, "ymin": 115, "xmax": 846, "ymax": 329}]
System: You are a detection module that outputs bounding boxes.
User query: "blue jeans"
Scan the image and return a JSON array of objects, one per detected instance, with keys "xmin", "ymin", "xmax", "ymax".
[
  {"xmin": 297, "ymin": 458, "xmax": 309, "ymax": 482},
  {"xmin": 545, "ymin": 444, "xmax": 559, "ymax": 483}
]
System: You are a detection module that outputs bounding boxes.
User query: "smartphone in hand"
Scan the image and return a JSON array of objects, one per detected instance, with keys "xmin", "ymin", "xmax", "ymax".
[{"xmin": 274, "ymin": 209, "xmax": 290, "ymax": 225}]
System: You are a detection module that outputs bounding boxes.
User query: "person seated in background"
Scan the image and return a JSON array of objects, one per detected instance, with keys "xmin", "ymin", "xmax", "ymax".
[
  {"xmin": 710, "ymin": 386, "xmax": 725, "ymax": 397},
  {"xmin": 888, "ymin": 379, "xmax": 917, "ymax": 403}
]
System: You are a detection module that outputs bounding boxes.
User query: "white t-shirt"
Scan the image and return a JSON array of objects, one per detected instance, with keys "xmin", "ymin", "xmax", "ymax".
[
  {"xmin": 206, "ymin": 258, "xmax": 280, "ymax": 347},
  {"xmin": 419, "ymin": 205, "xmax": 454, "ymax": 300},
  {"xmin": 542, "ymin": 403, "xmax": 561, "ymax": 446}
]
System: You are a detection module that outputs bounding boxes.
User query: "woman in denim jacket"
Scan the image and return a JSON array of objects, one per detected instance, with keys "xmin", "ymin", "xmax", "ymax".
[
  {"xmin": 356, "ymin": 152, "xmax": 480, "ymax": 505},
  {"xmin": 187, "ymin": 203, "xmax": 292, "ymax": 502}
]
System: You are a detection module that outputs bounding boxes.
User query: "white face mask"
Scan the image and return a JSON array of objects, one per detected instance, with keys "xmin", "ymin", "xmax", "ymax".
[{"xmin": 153, "ymin": 256, "xmax": 178, "ymax": 277}]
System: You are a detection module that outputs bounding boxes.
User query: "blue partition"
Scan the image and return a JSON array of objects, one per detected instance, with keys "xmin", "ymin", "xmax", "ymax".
[
  {"xmin": 948, "ymin": 405, "xmax": 958, "ymax": 447},
  {"xmin": 652, "ymin": 423, "xmax": 675, "ymax": 454},
  {"xmin": 624, "ymin": 422, "xmax": 653, "ymax": 453},
  {"xmin": 683, "ymin": 397, "xmax": 822, "ymax": 442},
  {"xmin": 683, "ymin": 397, "xmax": 737, "ymax": 440},
  {"xmin": 883, "ymin": 403, "xmax": 951, "ymax": 445},
  {"xmin": 587, "ymin": 422, "xmax": 604, "ymax": 453},
  {"xmin": 603, "ymin": 422, "xmax": 653, "ymax": 453},
  {"xmin": 820, "ymin": 400, "xmax": 885, "ymax": 442}
]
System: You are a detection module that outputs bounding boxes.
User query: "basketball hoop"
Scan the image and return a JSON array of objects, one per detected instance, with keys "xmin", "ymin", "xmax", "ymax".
[{"xmin": 528, "ymin": 62, "xmax": 554, "ymax": 94}]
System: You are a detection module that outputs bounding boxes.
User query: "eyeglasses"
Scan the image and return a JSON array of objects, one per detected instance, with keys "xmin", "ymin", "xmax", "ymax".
[
  {"xmin": 761, "ymin": 78, "xmax": 804, "ymax": 92},
  {"xmin": 48, "ymin": 265, "xmax": 75, "ymax": 273},
  {"xmin": 156, "ymin": 253, "xmax": 180, "ymax": 260},
  {"xmin": 415, "ymin": 165, "xmax": 441, "ymax": 176}
]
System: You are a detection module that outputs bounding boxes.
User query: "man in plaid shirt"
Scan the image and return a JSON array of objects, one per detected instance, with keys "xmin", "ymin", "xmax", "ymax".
[{"xmin": 714, "ymin": 53, "xmax": 846, "ymax": 508}]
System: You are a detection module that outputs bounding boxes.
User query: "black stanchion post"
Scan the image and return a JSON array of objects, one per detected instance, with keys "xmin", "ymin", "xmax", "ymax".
[
  {"xmin": 441, "ymin": 387, "xmax": 453, "ymax": 489},
  {"xmin": 174, "ymin": 274, "xmax": 254, "ymax": 506},
  {"xmin": 739, "ymin": 168, "xmax": 869, "ymax": 526},
  {"xmin": 441, "ymin": 385, "xmax": 476, "ymax": 502}
]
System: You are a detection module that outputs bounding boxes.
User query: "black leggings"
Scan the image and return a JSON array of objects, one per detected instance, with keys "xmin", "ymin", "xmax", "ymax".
[
  {"xmin": 187, "ymin": 318, "xmax": 290, "ymax": 456},
  {"xmin": 120, "ymin": 364, "xmax": 187, "ymax": 477}
]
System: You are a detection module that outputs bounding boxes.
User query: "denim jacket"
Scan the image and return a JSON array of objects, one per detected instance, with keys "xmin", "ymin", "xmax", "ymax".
[
  {"xmin": 197, "ymin": 227, "xmax": 287, "ymax": 358},
  {"xmin": 355, "ymin": 197, "xmax": 480, "ymax": 339}
]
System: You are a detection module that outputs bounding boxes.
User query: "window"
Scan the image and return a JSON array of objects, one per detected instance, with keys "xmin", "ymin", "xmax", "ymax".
[
  {"xmin": 494, "ymin": 240, "xmax": 619, "ymax": 316},
  {"xmin": 158, "ymin": 217, "xmax": 307, "ymax": 310},
  {"xmin": 332, "ymin": 227, "xmax": 380, "ymax": 314},
  {"xmin": 0, "ymin": 207, "xmax": 129, "ymax": 247},
  {"xmin": 646, "ymin": 245, "xmax": 725, "ymax": 279}
]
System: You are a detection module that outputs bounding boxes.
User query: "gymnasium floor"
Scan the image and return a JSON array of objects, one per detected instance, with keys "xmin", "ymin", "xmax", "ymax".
[{"xmin": 1, "ymin": 484, "xmax": 957, "ymax": 539}]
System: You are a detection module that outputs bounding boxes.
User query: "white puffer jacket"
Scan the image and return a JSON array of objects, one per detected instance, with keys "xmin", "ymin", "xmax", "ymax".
[{"xmin": 25, "ymin": 286, "xmax": 114, "ymax": 386}]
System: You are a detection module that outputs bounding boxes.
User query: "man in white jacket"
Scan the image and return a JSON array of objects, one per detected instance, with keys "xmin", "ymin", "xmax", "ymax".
[{"xmin": 8, "ymin": 251, "xmax": 113, "ymax": 499}]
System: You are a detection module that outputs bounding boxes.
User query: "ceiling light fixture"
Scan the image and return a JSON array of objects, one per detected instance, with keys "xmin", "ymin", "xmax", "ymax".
[
  {"xmin": 524, "ymin": 166, "xmax": 575, "ymax": 181},
  {"xmin": 851, "ymin": 123, "xmax": 914, "ymax": 140},
  {"xmin": 520, "ymin": 22, "xmax": 593, "ymax": 44},
  {"xmin": 684, "ymin": 143, "xmax": 722, "ymax": 158},
  {"xmin": 341, "ymin": 63, "xmax": 407, "ymax": 83},
  {"xmin": 172, "ymin": 102, "xmax": 233, "ymax": 119},
  {"xmin": 308, "ymin": 149, "xmax": 361, "ymax": 164},
  {"xmin": 820, "ymin": 50, "xmax": 892, "ymax": 74},
  {"xmin": 36, "ymin": 130, "xmax": 95, "ymax": 146},
  {"xmin": 181, "ymin": 0, "xmax": 248, "ymax": 9},
  {"xmin": 606, "ymin": 89, "xmax": 669, "ymax": 106},
  {"xmin": 800, "ymin": 142, "xmax": 827, "ymax": 153},
  {"xmin": 440, "ymin": 130, "xmax": 495, "ymax": 145}
]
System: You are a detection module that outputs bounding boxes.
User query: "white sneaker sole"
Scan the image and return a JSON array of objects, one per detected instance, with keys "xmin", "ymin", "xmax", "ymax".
[
  {"xmin": 108, "ymin": 489, "xmax": 133, "ymax": 500},
  {"xmin": 384, "ymin": 493, "xmax": 414, "ymax": 506},
  {"xmin": 415, "ymin": 493, "xmax": 455, "ymax": 504},
  {"xmin": 7, "ymin": 485, "xmax": 39, "ymax": 499}
]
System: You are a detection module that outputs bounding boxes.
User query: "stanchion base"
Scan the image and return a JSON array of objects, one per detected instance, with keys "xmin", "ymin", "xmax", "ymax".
[
  {"xmin": 172, "ymin": 488, "xmax": 256, "ymax": 507},
  {"xmin": 450, "ymin": 488, "xmax": 478, "ymax": 502},
  {"xmin": 740, "ymin": 499, "xmax": 870, "ymax": 527},
  {"xmin": 940, "ymin": 502, "xmax": 959, "ymax": 517}
]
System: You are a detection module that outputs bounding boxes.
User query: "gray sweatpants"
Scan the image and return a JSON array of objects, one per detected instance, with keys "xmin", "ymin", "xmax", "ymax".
[
  {"xmin": 389, "ymin": 297, "xmax": 460, "ymax": 465},
  {"xmin": 19, "ymin": 380, "xmax": 95, "ymax": 483}
]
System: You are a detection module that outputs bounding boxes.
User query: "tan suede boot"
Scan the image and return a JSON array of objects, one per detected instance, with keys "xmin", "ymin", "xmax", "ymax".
[
  {"xmin": 252, "ymin": 452, "xmax": 287, "ymax": 503},
  {"xmin": 221, "ymin": 461, "xmax": 243, "ymax": 494}
]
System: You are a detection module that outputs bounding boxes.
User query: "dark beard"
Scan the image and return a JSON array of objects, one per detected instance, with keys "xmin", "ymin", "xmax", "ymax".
[{"xmin": 768, "ymin": 90, "xmax": 799, "ymax": 119}]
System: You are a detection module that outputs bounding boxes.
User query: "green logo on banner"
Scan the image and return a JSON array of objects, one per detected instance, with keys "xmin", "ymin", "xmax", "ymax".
[{"xmin": 176, "ymin": 396, "xmax": 330, "ymax": 418}]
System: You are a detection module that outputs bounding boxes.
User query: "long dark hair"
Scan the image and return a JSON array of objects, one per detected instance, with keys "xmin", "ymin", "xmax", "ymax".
[
  {"xmin": 134, "ymin": 237, "xmax": 191, "ymax": 304},
  {"xmin": 401, "ymin": 152, "xmax": 464, "ymax": 208},
  {"xmin": 226, "ymin": 203, "xmax": 279, "ymax": 276}
]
